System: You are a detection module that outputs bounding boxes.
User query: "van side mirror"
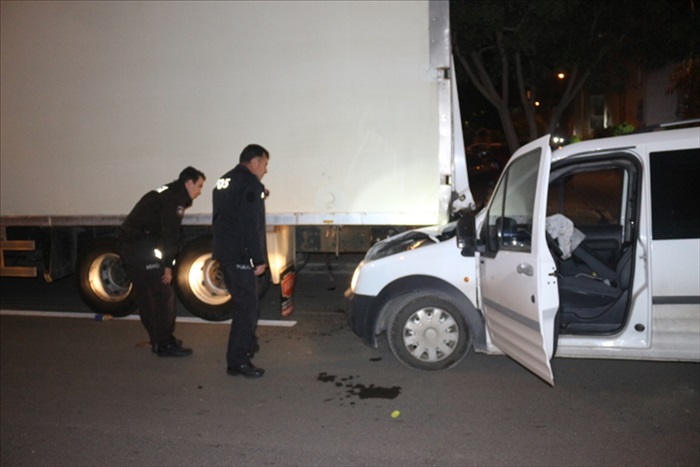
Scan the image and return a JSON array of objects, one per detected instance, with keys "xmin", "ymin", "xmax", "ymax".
[{"xmin": 456, "ymin": 213, "xmax": 476, "ymax": 256}]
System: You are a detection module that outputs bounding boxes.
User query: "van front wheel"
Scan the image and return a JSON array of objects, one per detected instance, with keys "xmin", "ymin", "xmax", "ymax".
[{"xmin": 387, "ymin": 292, "xmax": 471, "ymax": 371}]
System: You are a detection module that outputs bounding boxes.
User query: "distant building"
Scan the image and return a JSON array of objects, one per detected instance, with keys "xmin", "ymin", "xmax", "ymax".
[{"xmin": 569, "ymin": 62, "xmax": 685, "ymax": 138}]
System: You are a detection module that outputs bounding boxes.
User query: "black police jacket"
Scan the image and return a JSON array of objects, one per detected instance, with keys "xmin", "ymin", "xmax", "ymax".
[
  {"xmin": 119, "ymin": 180, "xmax": 192, "ymax": 267},
  {"xmin": 212, "ymin": 164, "xmax": 267, "ymax": 267}
]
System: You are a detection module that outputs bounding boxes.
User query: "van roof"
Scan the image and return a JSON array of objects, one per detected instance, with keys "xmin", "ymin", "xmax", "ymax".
[{"xmin": 551, "ymin": 125, "xmax": 699, "ymax": 163}]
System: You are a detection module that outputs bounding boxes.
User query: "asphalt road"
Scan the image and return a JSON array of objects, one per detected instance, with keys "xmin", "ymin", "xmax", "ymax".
[{"xmin": 1, "ymin": 261, "xmax": 699, "ymax": 466}]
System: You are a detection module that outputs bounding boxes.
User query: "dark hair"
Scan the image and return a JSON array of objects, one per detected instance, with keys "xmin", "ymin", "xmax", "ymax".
[
  {"xmin": 178, "ymin": 166, "xmax": 205, "ymax": 184},
  {"xmin": 239, "ymin": 144, "xmax": 269, "ymax": 163}
]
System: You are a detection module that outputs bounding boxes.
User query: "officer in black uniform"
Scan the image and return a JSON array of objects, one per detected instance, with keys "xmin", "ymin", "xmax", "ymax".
[
  {"xmin": 213, "ymin": 144, "xmax": 269, "ymax": 378},
  {"xmin": 119, "ymin": 166, "xmax": 205, "ymax": 357}
]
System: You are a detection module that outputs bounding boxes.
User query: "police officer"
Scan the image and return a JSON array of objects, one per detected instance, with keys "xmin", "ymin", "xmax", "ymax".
[
  {"xmin": 213, "ymin": 144, "xmax": 269, "ymax": 378},
  {"xmin": 119, "ymin": 166, "xmax": 205, "ymax": 357}
]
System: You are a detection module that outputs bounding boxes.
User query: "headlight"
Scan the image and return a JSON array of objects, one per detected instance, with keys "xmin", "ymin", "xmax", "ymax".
[
  {"xmin": 365, "ymin": 232, "xmax": 434, "ymax": 261},
  {"xmin": 350, "ymin": 265, "xmax": 361, "ymax": 292}
]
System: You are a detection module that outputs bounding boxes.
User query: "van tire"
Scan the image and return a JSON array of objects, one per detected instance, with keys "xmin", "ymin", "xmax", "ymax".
[{"xmin": 386, "ymin": 292, "xmax": 471, "ymax": 370}]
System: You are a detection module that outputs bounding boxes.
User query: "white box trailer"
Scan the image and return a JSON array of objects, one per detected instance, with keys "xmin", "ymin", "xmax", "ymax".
[{"xmin": 0, "ymin": 1, "xmax": 471, "ymax": 320}]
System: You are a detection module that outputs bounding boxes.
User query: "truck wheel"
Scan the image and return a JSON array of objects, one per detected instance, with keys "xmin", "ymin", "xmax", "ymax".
[
  {"xmin": 175, "ymin": 237, "xmax": 232, "ymax": 321},
  {"xmin": 387, "ymin": 292, "xmax": 471, "ymax": 371},
  {"xmin": 76, "ymin": 238, "xmax": 136, "ymax": 317},
  {"xmin": 174, "ymin": 236, "xmax": 272, "ymax": 322}
]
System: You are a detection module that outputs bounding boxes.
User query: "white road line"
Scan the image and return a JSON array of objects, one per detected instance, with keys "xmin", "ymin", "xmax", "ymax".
[{"xmin": 0, "ymin": 309, "xmax": 296, "ymax": 327}]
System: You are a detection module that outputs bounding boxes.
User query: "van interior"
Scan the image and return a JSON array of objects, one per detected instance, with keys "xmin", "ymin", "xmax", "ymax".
[{"xmin": 545, "ymin": 154, "xmax": 641, "ymax": 335}]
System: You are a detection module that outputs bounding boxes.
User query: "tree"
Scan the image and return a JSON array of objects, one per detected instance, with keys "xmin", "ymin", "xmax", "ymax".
[
  {"xmin": 451, "ymin": 0, "xmax": 699, "ymax": 152},
  {"xmin": 669, "ymin": 58, "xmax": 700, "ymax": 119}
]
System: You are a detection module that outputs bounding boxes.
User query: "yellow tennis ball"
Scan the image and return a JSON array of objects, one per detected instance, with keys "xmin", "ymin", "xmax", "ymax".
[{"xmin": 391, "ymin": 410, "xmax": 400, "ymax": 418}]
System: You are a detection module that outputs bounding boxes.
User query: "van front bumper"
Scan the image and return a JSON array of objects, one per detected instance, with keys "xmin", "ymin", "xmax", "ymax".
[{"xmin": 344, "ymin": 288, "xmax": 380, "ymax": 348}]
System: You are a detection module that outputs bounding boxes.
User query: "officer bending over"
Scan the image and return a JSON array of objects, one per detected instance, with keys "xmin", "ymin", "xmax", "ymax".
[{"xmin": 119, "ymin": 166, "xmax": 205, "ymax": 357}]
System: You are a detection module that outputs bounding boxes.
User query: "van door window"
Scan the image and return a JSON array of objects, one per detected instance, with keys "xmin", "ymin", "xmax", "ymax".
[
  {"xmin": 484, "ymin": 149, "xmax": 541, "ymax": 256},
  {"xmin": 547, "ymin": 167, "xmax": 626, "ymax": 263},
  {"xmin": 547, "ymin": 168, "xmax": 624, "ymax": 227}
]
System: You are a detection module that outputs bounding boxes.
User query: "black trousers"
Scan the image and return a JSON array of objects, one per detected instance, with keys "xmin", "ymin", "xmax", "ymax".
[
  {"xmin": 220, "ymin": 262, "xmax": 260, "ymax": 367},
  {"xmin": 121, "ymin": 242, "xmax": 175, "ymax": 346}
]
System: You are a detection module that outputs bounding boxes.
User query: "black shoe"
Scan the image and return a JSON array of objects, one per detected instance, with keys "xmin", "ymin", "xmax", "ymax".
[
  {"xmin": 151, "ymin": 337, "xmax": 183, "ymax": 353},
  {"xmin": 227, "ymin": 363, "xmax": 265, "ymax": 378},
  {"xmin": 155, "ymin": 342, "xmax": 193, "ymax": 357}
]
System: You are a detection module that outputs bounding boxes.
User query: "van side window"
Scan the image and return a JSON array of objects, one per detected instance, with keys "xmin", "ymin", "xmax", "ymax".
[
  {"xmin": 650, "ymin": 148, "xmax": 700, "ymax": 240},
  {"xmin": 484, "ymin": 149, "xmax": 540, "ymax": 255}
]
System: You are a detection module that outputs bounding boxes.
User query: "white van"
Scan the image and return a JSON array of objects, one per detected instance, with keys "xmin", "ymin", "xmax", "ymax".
[{"xmin": 345, "ymin": 123, "xmax": 700, "ymax": 385}]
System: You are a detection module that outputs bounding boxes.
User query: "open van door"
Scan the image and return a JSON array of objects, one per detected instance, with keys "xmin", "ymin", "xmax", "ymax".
[{"xmin": 479, "ymin": 135, "xmax": 559, "ymax": 385}]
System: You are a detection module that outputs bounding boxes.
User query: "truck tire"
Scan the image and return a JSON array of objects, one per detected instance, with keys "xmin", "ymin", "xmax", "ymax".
[
  {"xmin": 76, "ymin": 238, "xmax": 136, "ymax": 317},
  {"xmin": 175, "ymin": 236, "xmax": 271, "ymax": 322},
  {"xmin": 386, "ymin": 292, "xmax": 471, "ymax": 371}
]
